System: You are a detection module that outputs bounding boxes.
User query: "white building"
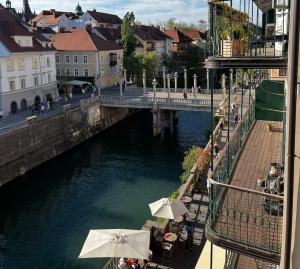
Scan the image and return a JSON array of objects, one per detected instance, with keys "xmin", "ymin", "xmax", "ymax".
[
  {"xmin": 80, "ymin": 10, "xmax": 122, "ymax": 30},
  {"xmin": 134, "ymin": 25, "xmax": 173, "ymax": 64},
  {"xmin": 0, "ymin": 9, "xmax": 58, "ymax": 115},
  {"xmin": 32, "ymin": 9, "xmax": 83, "ymax": 32}
]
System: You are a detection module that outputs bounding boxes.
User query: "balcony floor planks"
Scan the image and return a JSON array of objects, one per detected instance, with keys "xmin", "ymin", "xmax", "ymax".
[{"xmin": 215, "ymin": 120, "xmax": 283, "ymax": 260}]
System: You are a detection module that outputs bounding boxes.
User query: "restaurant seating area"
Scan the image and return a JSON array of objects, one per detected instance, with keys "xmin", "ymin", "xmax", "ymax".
[{"xmin": 148, "ymin": 185, "xmax": 208, "ymax": 268}]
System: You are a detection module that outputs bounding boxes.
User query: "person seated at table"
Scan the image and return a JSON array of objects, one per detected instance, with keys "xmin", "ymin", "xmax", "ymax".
[
  {"xmin": 185, "ymin": 221, "xmax": 194, "ymax": 250},
  {"xmin": 118, "ymin": 257, "xmax": 129, "ymax": 269}
]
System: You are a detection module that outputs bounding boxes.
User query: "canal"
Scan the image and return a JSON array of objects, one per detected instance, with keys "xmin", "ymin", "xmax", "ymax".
[{"xmin": 0, "ymin": 110, "xmax": 210, "ymax": 269}]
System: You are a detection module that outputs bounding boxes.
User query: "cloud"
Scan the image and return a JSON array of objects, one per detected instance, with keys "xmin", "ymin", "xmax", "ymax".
[{"xmin": 11, "ymin": 0, "xmax": 208, "ymax": 24}]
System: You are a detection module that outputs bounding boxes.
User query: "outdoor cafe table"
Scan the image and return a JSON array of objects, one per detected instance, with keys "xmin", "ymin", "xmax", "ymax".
[
  {"xmin": 164, "ymin": 232, "xmax": 178, "ymax": 243},
  {"xmin": 181, "ymin": 196, "xmax": 192, "ymax": 204}
]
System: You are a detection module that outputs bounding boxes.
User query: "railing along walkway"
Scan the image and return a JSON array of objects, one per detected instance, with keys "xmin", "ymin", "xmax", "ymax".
[
  {"xmin": 99, "ymin": 95, "xmax": 222, "ymax": 112},
  {"xmin": 208, "ymin": 118, "xmax": 283, "ymax": 263}
]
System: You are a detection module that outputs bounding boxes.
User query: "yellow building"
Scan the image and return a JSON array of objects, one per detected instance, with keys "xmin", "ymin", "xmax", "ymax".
[{"xmin": 51, "ymin": 28, "xmax": 123, "ymax": 90}]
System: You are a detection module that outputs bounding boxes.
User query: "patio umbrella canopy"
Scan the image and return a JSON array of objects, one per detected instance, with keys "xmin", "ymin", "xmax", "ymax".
[
  {"xmin": 78, "ymin": 229, "xmax": 150, "ymax": 259},
  {"xmin": 149, "ymin": 198, "xmax": 189, "ymax": 219}
]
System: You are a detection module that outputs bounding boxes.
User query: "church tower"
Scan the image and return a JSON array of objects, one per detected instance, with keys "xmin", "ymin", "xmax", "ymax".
[
  {"xmin": 75, "ymin": 2, "xmax": 84, "ymax": 16},
  {"xmin": 22, "ymin": 0, "xmax": 34, "ymax": 22}
]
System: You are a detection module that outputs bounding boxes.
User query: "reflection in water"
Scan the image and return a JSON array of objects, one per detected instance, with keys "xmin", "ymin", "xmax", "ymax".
[{"xmin": 0, "ymin": 110, "xmax": 210, "ymax": 269}]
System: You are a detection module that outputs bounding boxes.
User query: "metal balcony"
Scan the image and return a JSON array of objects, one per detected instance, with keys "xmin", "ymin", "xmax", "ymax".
[
  {"xmin": 206, "ymin": 0, "xmax": 289, "ymax": 69},
  {"xmin": 206, "ymin": 103, "xmax": 283, "ymax": 264}
]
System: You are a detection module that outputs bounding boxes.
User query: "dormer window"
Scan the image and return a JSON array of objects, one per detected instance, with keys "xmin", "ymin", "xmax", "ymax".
[{"xmin": 13, "ymin": 36, "xmax": 33, "ymax": 47}]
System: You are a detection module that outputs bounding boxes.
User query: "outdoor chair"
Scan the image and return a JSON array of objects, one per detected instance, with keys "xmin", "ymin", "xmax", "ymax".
[{"xmin": 162, "ymin": 242, "xmax": 174, "ymax": 262}]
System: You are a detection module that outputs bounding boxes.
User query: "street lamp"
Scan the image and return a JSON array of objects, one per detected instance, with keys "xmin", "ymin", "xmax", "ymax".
[
  {"xmin": 174, "ymin": 72, "xmax": 178, "ymax": 93},
  {"xmin": 152, "ymin": 78, "xmax": 157, "ymax": 104}
]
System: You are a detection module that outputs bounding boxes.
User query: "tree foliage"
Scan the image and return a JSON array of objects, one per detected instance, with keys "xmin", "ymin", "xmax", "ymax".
[
  {"xmin": 121, "ymin": 12, "xmax": 136, "ymax": 57},
  {"xmin": 159, "ymin": 18, "xmax": 198, "ymax": 32},
  {"xmin": 125, "ymin": 52, "xmax": 158, "ymax": 86},
  {"xmin": 180, "ymin": 146, "xmax": 211, "ymax": 183}
]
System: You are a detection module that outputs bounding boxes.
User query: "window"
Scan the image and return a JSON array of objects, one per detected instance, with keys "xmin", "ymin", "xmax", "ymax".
[
  {"xmin": 279, "ymin": 69, "xmax": 287, "ymax": 76},
  {"xmin": 74, "ymin": 68, "xmax": 79, "ymax": 76},
  {"xmin": 84, "ymin": 68, "xmax": 89, "ymax": 77},
  {"xmin": 47, "ymin": 57, "xmax": 50, "ymax": 67},
  {"xmin": 48, "ymin": 74, "xmax": 51, "ymax": 83},
  {"xmin": 74, "ymin": 55, "xmax": 78, "ymax": 63},
  {"xmin": 65, "ymin": 56, "xmax": 70, "ymax": 63},
  {"xmin": 6, "ymin": 60, "xmax": 14, "ymax": 72},
  {"xmin": 41, "ymin": 58, "xmax": 45, "ymax": 68},
  {"xmin": 57, "ymin": 68, "xmax": 61, "ymax": 76},
  {"xmin": 18, "ymin": 59, "xmax": 25, "ymax": 70},
  {"xmin": 56, "ymin": 55, "xmax": 60, "ymax": 63},
  {"xmin": 83, "ymin": 55, "xmax": 88, "ymax": 63},
  {"xmin": 66, "ymin": 69, "xmax": 71, "ymax": 76},
  {"xmin": 34, "ymin": 76, "xmax": 39, "ymax": 86},
  {"xmin": 9, "ymin": 79, "xmax": 15, "ymax": 91},
  {"xmin": 20, "ymin": 78, "xmax": 26, "ymax": 89},
  {"xmin": 32, "ymin": 58, "xmax": 38, "ymax": 69}
]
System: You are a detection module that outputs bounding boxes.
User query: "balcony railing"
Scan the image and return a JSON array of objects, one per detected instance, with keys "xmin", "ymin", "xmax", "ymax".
[
  {"xmin": 207, "ymin": 102, "xmax": 283, "ymax": 263},
  {"xmin": 208, "ymin": 1, "xmax": 289, "ymax": 60},
  {"xmin": 208, "ymin": 179, "xmax": 283, "ymax": 263}
]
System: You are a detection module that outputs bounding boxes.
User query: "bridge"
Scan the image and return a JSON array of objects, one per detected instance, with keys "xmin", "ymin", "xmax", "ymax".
[{"xmin": 99, "ymin": 87, "xmax": 225, "ymax": 112}]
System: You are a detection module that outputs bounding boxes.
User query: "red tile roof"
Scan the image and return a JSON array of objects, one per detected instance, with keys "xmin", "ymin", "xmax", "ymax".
[
  {"xmin": 0, "ymin": 9, "xmax": 55, "ymax": 53},
  {"xmin": 135, "ymin": 25, "xmax": 171, "ymax": 41},
  {"xmin": 184, "ymin": 30, "xmax": 207, "ymax": 41},
  {"xmin": 32, "ymin": 10, "xmax": 78, "ymax": 26},
  {"xmin": 87, "ymin": 10, "xmax": 122, "ymax": 25},
  {"xmin": 51, "ymin": 28, "xmax": 122, "ymax": 51},
  {"xmin": 162, "ymin": 28, "xmax": 193, "ymax": 43}
]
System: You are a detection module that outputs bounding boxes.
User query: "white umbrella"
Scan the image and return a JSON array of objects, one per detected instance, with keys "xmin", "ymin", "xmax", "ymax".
[
  {"xmin": 78, "ymin": 229, "xmax": 150, "ymax": 259},
  {"xmin": 149, "ymin": 198, "xmax": 189, "ymax": 219}
]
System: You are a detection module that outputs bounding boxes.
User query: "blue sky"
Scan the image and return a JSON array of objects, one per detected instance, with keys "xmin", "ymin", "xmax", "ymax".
[{"xmin": 12, "ymin": 0, "xmax": 208, "ymax": 25}]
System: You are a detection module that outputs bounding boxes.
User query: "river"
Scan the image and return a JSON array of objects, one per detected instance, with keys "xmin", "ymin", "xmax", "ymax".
[{"xmin": 0, "ymin": 110, "xmax": 210, "ymax": 269}]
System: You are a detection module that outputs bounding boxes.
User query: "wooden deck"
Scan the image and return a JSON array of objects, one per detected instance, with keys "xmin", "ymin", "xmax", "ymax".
[{"xmin": 212, "ymin": 120, "xmax": 283, "ymax": 263}]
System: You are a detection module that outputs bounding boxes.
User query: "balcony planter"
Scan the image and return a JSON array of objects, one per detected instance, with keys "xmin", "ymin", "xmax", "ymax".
[
  {"xmin": 232, "ymin": 40, "xmax": 246, "ymax": 56},
  {"xmin": 221, "ymin": 40, "xmax": 232, "ymax": 57}
]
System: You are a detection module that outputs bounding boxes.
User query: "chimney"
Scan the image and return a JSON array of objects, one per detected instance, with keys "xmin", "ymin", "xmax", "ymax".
[
  {"xmin": 32, "ymin": 21, "xmax": 37, "ymax": 28},
  {"xmin": 173, "ymin": 27, "xmax": 177, "ymax": 31}
]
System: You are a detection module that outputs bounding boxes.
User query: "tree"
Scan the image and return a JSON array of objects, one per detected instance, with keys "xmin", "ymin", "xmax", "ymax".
[
  {"xmin": 159, "ymin": 18, "xmax": 199, "ymax": 32},
  {"xmin": 121, "ymin": 12, "xmax": 136, "ymax": 57}
]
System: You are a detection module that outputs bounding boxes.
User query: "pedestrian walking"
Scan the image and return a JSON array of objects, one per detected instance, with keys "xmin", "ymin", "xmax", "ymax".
[
  {"xmin": 40, "ymin": 103, "xmax": 45, "ymax": 116},
  {"xmin": 0, "ymin": 109, "xmax": 3, "ymax": 122},
  {"xmin": 214, "ymin": 142, "xmax": 220, "ymax": 156},
  {"xmin": 198, "ymin": 86, "xmax": 201, "ymax": 93},
  {"xmin": 47, "ymin": 100, "xmax": 50, "ymax": 111},
  {"xmin": 91, "ymin": 92, "xmax": 94, "ymax": 99},
  {"xmin": 231, "ymin": 103, "xmax": 236, "ymax": 114},
  {"xmin": 234, "ymin": 113, "xmax": 239, "ymax": 125},
  {"xmin": 185, "ymin": 221, "xmax": 194, "ymax": 250}
]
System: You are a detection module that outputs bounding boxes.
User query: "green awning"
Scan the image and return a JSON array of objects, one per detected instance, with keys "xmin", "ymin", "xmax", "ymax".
[{"xmin": 255, "ymin": 80, "xmax": 285, "ymax": 122}]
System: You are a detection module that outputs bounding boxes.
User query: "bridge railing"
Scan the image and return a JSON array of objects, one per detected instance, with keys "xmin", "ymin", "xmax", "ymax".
[
  {"xmin": 148, "ymin": 88, "xmax": 223, "ymax": 94},
  {"xmin": 99, "ymin": 95, "xmax": 221, "ymax": 108}
]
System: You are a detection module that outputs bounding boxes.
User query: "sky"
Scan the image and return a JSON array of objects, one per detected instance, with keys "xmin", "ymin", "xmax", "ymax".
[{"xmin": 11, "ymin": 0, "xmax": 208, "ymax": 25}]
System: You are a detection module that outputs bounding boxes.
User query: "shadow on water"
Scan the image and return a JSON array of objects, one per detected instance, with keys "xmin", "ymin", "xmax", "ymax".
[{"xmin": 0, "ymin": 110, "xmax": 210, "ymax": 269}]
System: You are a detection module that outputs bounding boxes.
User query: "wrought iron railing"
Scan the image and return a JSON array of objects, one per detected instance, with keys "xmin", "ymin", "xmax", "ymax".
[
  {"xmin": 208, "ymin": 179, "xmax": 283, "ymax": 261},
  {"xmin": 102, "ymin": 258, "xmax": 118, "ymax": 269},
  {"xmin": 226, "ymin": 251, "xmax": 238, "ymax": 269},
  {"xmin": 213, "ymin": 102, "xmax": 255, "ymax": 185},
  {"xmin": 208, "ymin": 0, "xmax": 289, "ymax": 59}
]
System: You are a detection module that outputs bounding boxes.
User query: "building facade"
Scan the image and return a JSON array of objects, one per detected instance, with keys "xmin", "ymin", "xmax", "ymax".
[
  {"xmin": 80, "ymin": 10, "xmax": 122, "ymax": 30},
  {"xmin": 134, "ymin": 25, "xmax": 172, "ymax": 64},
  {"xmin": 52, "ymin": 28, "xmax": 123, "ymax": 90},
  {"xmin": 0, "ymin": 8, "xmax": 58, "ymax": 115}
]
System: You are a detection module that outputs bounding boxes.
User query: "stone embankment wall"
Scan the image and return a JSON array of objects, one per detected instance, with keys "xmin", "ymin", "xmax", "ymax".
[{"xmin": 0, "ymin": 99, "xmax": 134, "ymax": 186}]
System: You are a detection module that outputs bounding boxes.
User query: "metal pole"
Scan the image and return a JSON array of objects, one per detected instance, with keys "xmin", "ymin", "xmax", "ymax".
[
  {"xmin": 163, "ymin": 67, "xmax": 166, "ymax": 91},
  {"xmin": 184, "ymin": 67, "xmax": 187, "ymax": 91},
  {"xmin": 167, "ymin": 74, "xmax": 171, "ymax": 100},
  {"xmin": 97, "ymin": 53, "xmax": 101, "ymax": 96},
  {"xmin": 193, "ymin": 74, "xmax": 197, "ymax": 99},
  {"xmin": 120, "ymin": 79, "xmax": 123, "ymax": 97},
  {"xmin": 143, "ymin": 69, "xmax": 146, "ymax": 97},
  {"xmin": 174, "ymin": 72, "xmax": 178, "ymax": 93},
  {"xmin": 283, "ymin": 0, "xmax": 300, "ymax": 268},
  {"xmin": 124, "ymin": 68, "xmax": 127, "ymax": 91},
  {"xmin": 208, "ymin": 68, "xmax": 213, "ymax": 171},
  {"xmin": 228, "ymin": 69, "xmax": 233, "ymax": 177},
  {"xmin": 153, "ymin": 79, "xmax": 157, "ymax": 105},
  {"xmin": 241, "ymin": 70, "xmax": 244, "ymax": 119}
]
